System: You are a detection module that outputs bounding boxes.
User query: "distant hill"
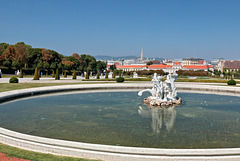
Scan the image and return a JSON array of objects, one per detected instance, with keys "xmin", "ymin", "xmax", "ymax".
[
  {"xmin": 94, "ymin": 55, "xmax": 164, "ymax": 61},
  {"xmin": 94, "ymin": 55, "xmax": 139, "ymax": 60}
]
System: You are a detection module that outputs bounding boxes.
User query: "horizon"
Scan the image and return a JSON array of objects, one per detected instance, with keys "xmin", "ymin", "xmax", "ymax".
[{"xmin": 1, "ymin": 0, "xmax": 240, "ymax": 60}]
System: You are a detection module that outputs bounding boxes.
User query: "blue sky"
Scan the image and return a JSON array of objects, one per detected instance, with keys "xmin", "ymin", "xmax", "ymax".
[{"xmin": 0, "ymin": 0, "xmax": 240, "ymax": 60}]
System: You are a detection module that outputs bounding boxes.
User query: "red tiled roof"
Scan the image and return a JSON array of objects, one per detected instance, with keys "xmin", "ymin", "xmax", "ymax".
[
  {"xmin": 198, "ymin": 61, "xmax": 204, "ymax": 64},
  {"xmin": 106, "ymin": 65, "xmax": 111, "ymax": 67},
  {"xmin": 148, "ymin": 64, "xmax": 172, "ymax": 69},
  {"xmin": 118, "ymin": 65, "xmax": 147, "ymax": 69},
  {"xmin": 207, "ymin": 65, "xmax": 213, "ymax": 68},
  {"xmin": 182, "ymin": 65, "xmax": 207, "ymax": 69},
  {"xmin": 173, "ymin": 62, "xmax": 181, "ymax": 65}
]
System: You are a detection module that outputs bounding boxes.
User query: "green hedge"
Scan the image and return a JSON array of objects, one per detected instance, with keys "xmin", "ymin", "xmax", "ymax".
[
  {"xmin": 227, "ymin": 79, "xmax": 236, "ymax": 85},
  {"xmin": 116, "ymin": 77, "xmax": 124, "ymax": 82},
  {"xmin": 9, "ymin": 77, "xmax": 19, "ymax": 83}
]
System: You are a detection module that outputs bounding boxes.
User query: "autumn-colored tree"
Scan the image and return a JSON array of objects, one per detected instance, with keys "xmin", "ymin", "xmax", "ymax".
[
  {"xmin": 15, "ymin": 42, "xmax": 28, "ymax": 69},
  {"xmin": 4, "ymin": 45, "xmax": 16, "ymax": 62},
  {"xmin": 72, "ymin": 53, "xmax": 80, "ymax": 60},
  {"xmin": 42, "ymin": 49, "xmax": 52, "ymax": 63}
]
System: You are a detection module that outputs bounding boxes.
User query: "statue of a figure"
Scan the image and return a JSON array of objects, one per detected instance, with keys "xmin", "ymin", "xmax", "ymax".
[{"xmin": 138, "ymin": 73, "xmax": 182, "ymax": 107}]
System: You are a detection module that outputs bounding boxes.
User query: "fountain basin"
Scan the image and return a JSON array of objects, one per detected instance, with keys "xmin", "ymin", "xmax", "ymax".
[{"xmin": 0, "ymin": 83, "xmax": 240, "ymax": 161}]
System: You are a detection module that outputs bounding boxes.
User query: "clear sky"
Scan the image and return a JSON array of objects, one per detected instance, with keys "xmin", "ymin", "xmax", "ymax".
[{"xmin": 0, "ymin": 0, "xmax": 240, "ymax": 60}]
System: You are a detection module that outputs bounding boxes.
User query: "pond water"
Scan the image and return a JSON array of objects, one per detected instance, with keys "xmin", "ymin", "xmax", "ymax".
[{"xmin": 0, "ymin": 90, "xmax": 240, "ymax": 149}]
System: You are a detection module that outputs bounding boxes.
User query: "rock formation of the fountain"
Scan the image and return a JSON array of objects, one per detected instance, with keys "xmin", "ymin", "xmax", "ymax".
[{"xmin": 138, "ymin": 73, "xmax": 182, "ymax": 107}]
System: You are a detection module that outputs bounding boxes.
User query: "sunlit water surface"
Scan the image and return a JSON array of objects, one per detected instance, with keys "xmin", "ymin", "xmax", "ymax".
[{"xmin": 0, "ymin": 90, "xmax": 240, "ymax": 148}]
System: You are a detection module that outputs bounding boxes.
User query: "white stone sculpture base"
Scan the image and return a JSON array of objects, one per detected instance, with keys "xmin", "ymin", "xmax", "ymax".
[{"xmin": 143, "ymin": 97, "xmax": 182, "ymax": 107}]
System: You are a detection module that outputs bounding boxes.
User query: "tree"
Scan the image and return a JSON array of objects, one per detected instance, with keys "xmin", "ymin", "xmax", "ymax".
[
  {"xmin": 72, "ymin": 70, "xmax": 76, "ymax": 79},
  {"xmin": 33, "ymin": 67, "xmax": 39, "ymax": 80},
  {"xmin": 110, "ymin": 65, "xmax": 116, "ymax": 71},
  {"xmin": 4, "ymin": 45, "xmax": 16, "ymax": 67},
  {"xmin": 147, "ymin": 61, "xmax": 153, "ymax": 65},
  {"xmin": 55, "ymin": 68, "xmax": 60, "ymax": 80},
  {"xmin": 15, "ymin": 42, "xmax": 28, "ymax": 69}
]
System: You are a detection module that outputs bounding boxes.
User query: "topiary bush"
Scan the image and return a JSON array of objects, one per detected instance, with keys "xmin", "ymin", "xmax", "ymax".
[
  {"xmin": 64, "ymin": 71, "xmax": 67, "ymax": 78},
  {"xmin": 19, "ymin": 69, "xmax": 23, "ymax": 78},
  {"xmin": 72, "ymin": 70, "xmax": 76, "ymax": 79},
  {"xmin": 227, "ymin": 79, "xmax": 236, "ymax": 85},
  {"xmin": 116, "ymin": 77, "xmax": 124, "ymax": 83},
  {"xmin": 55, "ymin": 68, "xmax": 60, "ymax": 80},
  {"xmin": 96, "ymin": 71, "xmax": 100, "ymax": 79},
  {"xmin": 33, "ymin": 67, "xmax": 39, "ymax": 80},
  {"xmin": 9, "ymin": 77, "xmax": 19, "ymax": 83},
  {"xmin": 52, "ymin": 70, "xmax": 55, "ymax": 78}
]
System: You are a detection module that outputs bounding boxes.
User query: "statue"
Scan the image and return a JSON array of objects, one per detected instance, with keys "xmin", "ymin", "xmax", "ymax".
[{"xmin": 138, "ymin": 73, "xmax": 182, "ymax": 107}]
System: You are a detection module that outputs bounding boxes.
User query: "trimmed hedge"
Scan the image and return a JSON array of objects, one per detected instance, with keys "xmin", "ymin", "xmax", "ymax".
[
  {"xmin": 227, "ymin": 79, "xmax": 236, "ymax": 85},
  {"xmin": 116, "ymin": 77, "xmax": 124, "ymax": 82},
  {"xmin": 9, "ymin": 77, "xmax": 19, "ymax": 83}
]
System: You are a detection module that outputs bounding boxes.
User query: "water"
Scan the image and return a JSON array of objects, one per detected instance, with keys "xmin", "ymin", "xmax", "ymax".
[{"xmin": 0, "ymin": 90, "xmax": 240, "ymax": 149}]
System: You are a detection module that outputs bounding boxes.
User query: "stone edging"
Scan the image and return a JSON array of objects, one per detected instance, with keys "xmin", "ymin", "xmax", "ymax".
[{"xmin": 0, "ymin": 83, "xmax": 240, "ymax": 161}]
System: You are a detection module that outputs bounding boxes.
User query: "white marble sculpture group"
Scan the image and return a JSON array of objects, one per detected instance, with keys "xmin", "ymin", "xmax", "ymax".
[{"xmin": 138, "ymin": 73, "xmax": 182, "ymax": 107}]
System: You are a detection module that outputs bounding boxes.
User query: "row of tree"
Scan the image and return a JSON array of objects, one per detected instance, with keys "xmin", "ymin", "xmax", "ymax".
[{"xmin": 0, "ymin": 42, "xmax": 106, "ymax": 75}]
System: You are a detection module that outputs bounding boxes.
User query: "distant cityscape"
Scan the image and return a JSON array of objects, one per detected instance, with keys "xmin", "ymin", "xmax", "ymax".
[{"xmin": 97, "ymin": 49, "xmax": 240, "ymax": 75}]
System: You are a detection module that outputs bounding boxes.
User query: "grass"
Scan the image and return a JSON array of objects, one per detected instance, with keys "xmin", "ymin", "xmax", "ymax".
[{"xmin": 0, "ymin": 143, "xmax": 98, "ymax": 161}]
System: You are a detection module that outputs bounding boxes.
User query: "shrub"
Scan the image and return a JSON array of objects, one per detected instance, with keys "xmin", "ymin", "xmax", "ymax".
[
  {"xmin": 227, "ymin": 79, "xmax": 236, "ymax": 85},
  {"xmin": 9, "ymin": 77, "xmax": 19, "ymax": 83},
  {"xmin": 19, "ymin": 69, "xmax": 23, "ymax": 78},
  {"xmin": 55, "ymin": 68, "xmax": 60, "ymax": 80},
  {"xmin": 33, "ymin": 67, "xmax": 39, "ymax": 80},
  {"xmin": 97, "ymin": 71, "xmax": 100, "ymax": 79},
  {"xmin": 116, "ymin": 77, "xmax": 124, "ymax": 82},
  {"xmin": 72, "ymin": 70, "xmax": 76, "ymax": 79}
]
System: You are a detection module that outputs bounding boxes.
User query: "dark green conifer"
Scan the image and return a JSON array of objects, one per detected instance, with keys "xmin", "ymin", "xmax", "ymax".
[{"xmin": 55, "ymin": 68, "xmax": 60, "ymax": 80}]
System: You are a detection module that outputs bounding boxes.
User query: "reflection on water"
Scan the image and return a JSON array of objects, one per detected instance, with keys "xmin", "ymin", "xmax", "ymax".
[{"xmin": 138, "ymin": 106, "xmax": 176, "ymax": 133}]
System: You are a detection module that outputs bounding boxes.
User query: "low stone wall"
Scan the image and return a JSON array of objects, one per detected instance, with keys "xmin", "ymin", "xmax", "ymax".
[{"xmin": 1, "ymin": 83, "xmax": 240, "ymax": 161}]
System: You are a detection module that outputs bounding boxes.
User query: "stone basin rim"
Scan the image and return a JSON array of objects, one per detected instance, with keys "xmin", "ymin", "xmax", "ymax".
[{"xmin": 1, "ymin": 83, "xmax": 240, "ymax": 160}]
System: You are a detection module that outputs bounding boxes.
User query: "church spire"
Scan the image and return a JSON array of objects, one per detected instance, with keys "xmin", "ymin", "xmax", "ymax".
[{"xmin": 140, "ymin": 48, "xmax": 143, "ymax": 60}]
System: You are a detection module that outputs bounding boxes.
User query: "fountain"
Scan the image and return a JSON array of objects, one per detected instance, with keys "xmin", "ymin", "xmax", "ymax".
[{"xmin": 138, "ymin": 73, "xmax": 182, "ymax": 107}]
